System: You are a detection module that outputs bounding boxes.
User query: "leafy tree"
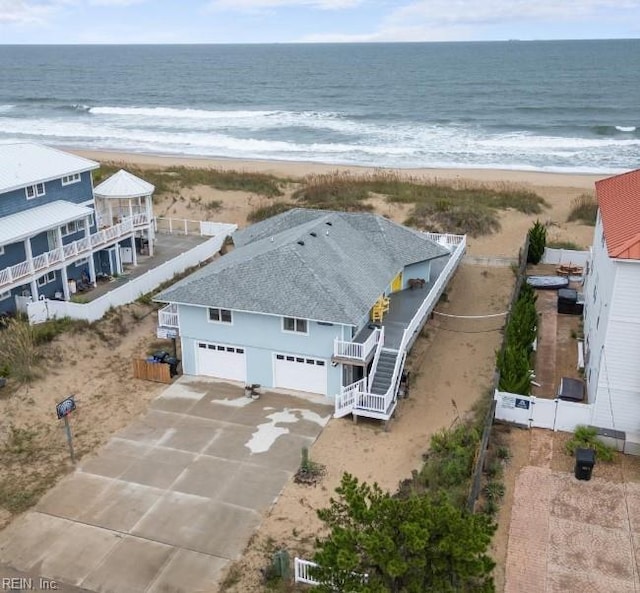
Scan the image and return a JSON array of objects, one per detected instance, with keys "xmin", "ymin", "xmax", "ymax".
[
  {"xmin": 497, "ymin": 343, "xmax": 531, "ymax": 395},
  {"xmin": 312, "ymin": 473, "xmax": 496, "ymax": 593},
  {"xmin": 526, "ymin": 220, "xmax": 547, "ymax": 264}
]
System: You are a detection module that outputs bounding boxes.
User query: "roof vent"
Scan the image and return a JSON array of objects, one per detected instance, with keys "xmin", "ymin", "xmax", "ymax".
[
  {"xmin": 297, "ymin": 240, "xmax": 305, "ymax": 246},
  {"xmin": 325, "ymin": 221, "xmax": 333, "ymax": 226},
  {"xmin": 310, "ymin": 232, "xmax": 317, "ymax": 237}
]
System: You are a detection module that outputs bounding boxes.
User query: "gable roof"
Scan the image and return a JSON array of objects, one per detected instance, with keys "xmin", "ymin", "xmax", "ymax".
[
  {"xmin": 0, "ymin": 143, "xmax": 99, "ymax": 195},
  {"xmin": 595, "ymin": 169, "xmax": 640, "ymax": 260},
  {"xmin": 157, "ymin": 209, "xmax": 450, "ymax": 325},
  {"xmin": 94, "ymin": 169, "xmax": 155, "ymax": 199}
]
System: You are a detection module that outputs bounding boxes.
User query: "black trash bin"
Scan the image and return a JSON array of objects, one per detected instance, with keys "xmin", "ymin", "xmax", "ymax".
[
  {"xmin": 153, "ymin": 351, "xmax": 169, "ymax": 363},
  {"xmin": 165, "ymin": 356, "xmax": 180, "ymax": 378},
  {"xmin": 575, "ymin": 447, "xmax": 596, "ymax": 480}
]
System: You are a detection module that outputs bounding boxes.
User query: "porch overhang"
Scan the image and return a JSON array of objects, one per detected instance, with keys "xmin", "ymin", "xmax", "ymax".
[{"xmin": 0, "ymin": 201, "xmax": 93, "ymax": 247}]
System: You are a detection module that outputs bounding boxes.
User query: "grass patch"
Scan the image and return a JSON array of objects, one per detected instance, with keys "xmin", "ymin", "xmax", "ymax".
[
  {"xmin": 565, "ymin": 425, "xmax": 615, "ymax": 462},
  {"xmin": 567, "ymin": 193, "xmax": 598, "ymax": 225},
  {"xmin": 293, "ymin": 170, "xmax": 547, "ymax": 235},
  {"xmin": 247, "ymin": 202, "xmax": 295, "ymax": 223},
  {"xmin": 547, "ymin": 240, "xmax": 584, "ymax": 250},
  {"xmin": 95, "ymin": 163, "xmax": 285, "ymax": 197}
]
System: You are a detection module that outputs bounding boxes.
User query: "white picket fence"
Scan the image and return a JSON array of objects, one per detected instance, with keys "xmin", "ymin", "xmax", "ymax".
[
  {"xmin": 294, "ymin": 558, "xmax": 320, "ymax": 585},
  {"xmin": 494, "ymin": 390, "xmax": 593, "ymax": 432},
  {"xmin": 541, "ymin": 248, "xmax": 589, "ymax": 267},
  {"xmin": 26, "ymin": 225, "xmax": 236, "ymax": 324}
]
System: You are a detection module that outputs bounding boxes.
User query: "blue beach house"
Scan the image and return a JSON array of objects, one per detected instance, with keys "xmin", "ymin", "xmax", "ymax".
[
  {"xmin": 156, "ymin": 209, "xmax": 466, "ymax": 422},
  {"xmin": 0, "ymin": 143, "xmax": 155, "ymax": 314}
]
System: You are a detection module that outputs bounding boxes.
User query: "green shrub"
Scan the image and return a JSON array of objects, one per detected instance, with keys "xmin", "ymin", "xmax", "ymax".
[
  {"xmin": 565, "ymin": 425, "xmax": 615, "ymax": 462},
  {"xmin": 547, "ymin": 240, "xmax": 583, "ymax": 250},
  {"xmin": 484, "ymin": 480, "xmax": 505, "ymax": 502},
  {"xmin": 527, "ymin": 220, "xmax": 547, "ymax": 264},
  {"xmin": 497, "ymin": 344, "xmax": 531, "ymax": 395}
]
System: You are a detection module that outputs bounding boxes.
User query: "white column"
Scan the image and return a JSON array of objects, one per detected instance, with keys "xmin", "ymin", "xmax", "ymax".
[
  {"xmin": 85, "ymin": 215, "xmax": 92, "ymax": 237},
  {"xmin": 24, "ymin": 237, "xmax": 35, "ymax": 273},
  {"xmin": 60, "ymin": 266, "xmax": 70, "ymax": 301},
  {"xmin": 129, "ymin": 199, "xmax": 133, "ymax": 220},
  {"xmin": 56, "ymin": 227, "xmax": 64, "ymax": 258},
  {"xmin": 114, "ymin": 242, "xmax": 122, "ymax": 274},
  {"xmin": 29, "ymin": 279, "xmax": 39, "ymax": 301},
  {"xmin": 88, "ymin": 253, "xmax": 97, "ymax": 287},
  {"xmin": 108, "ymin": 202, "xmax": 113, "ymax": 226},
  {"xmin": 131, "ymin": 237, "xmax": 138, "ymax": 266}
]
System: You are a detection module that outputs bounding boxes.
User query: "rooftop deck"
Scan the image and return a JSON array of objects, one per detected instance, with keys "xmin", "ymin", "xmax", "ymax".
[
  {"xmin": 354, "ymin": 254, "xmax": 449, "ymax": 350},
  {"xmin": 77, "ymin": 233, "xmax": 208, "ymax": 302}
]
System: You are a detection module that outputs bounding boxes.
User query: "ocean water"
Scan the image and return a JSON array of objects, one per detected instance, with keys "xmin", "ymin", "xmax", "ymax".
[{"xmin": 0, "ymin": 40, "xmax": 639, "ymax": 173}]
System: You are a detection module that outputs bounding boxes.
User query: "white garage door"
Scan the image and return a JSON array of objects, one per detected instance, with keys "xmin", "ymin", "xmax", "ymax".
[
  {"xmin": 274, "ymin": 354, "xmax": 328, "ymax": 394},
  {"xmin": 196, "ymin": 342, "xmax": 246, "ymax": 382}
]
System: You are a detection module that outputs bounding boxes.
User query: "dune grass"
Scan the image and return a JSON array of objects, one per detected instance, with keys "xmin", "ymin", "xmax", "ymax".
[
  {"xmin": 567, "ymin": 193, "xmax": 598, "ymax": 225},
  {"xmin": 94, "ymin": 164, "xmax": 549, "ymax": 237},
  {"xmin": 95, "ymin": 162, "xmax": 285, "ymax": 197}
]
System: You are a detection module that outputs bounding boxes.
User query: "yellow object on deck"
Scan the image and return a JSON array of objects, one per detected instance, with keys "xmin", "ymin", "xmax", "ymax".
[
  {"xmin": 370, "ymin": 295, "xmax": 390, "ymax": 322},
  {"xmin": 391, "ymin": 271, "xmax": 403, "ymax": 293}
]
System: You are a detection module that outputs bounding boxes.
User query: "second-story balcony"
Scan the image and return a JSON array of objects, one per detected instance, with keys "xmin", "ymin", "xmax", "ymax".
[
  {"xmin": 158, "ymin": 303, "xmax": 179, "ymax": 328},
  {"xmin": 0, "ymin": 213, "xmax": 150, "ymax": 292},
  {"xmin": 333, "ymin": 326, "xmax": 383, "ymax": 363}
]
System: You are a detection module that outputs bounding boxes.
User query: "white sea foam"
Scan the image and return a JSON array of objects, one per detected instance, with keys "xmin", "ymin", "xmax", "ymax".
[
  {"xmin": 0, "ymin": 109, "xmax": 636, "ymax": 174},
  {"xmin": 0, "ymin": 105, "xmax": 14, "ymax": 113},
  {"xmin": 615, "ymin": 125, "xmax": 637, "ymax": 132}
]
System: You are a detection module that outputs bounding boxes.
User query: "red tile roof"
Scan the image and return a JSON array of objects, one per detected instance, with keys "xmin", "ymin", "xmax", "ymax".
[{"xmin": 595, "ymin": 169, "xmax": 640, "ymax": 260}]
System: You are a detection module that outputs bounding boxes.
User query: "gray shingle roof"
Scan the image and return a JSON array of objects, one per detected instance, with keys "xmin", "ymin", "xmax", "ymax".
[{"xmin": 157, "ymin": 209, "xmax": 450, "ymax": 325}]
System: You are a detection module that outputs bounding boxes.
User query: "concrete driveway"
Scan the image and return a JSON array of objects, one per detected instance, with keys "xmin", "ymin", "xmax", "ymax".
[{"xmin": 0, "ymin": 378, "xmax": 331, "ymax": 593}]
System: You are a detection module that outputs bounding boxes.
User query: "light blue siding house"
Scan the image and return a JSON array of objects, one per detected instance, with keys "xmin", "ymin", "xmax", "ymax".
[
  {"xmin": 157, "ymin": 209, "xmax": 467, "ymax": 422},
  {"xmin": 0, "ymin": 143, "xmax": 156, "ymax": 314}
]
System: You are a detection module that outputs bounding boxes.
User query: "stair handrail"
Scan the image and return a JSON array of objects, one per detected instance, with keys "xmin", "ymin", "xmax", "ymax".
[
  {"xmin": 367, "ymin": 325, "xmax": 385, "ymax": 391},
  {"xmin": 383, "ymin": 348, "xmax": 405, "ymax": 408}
]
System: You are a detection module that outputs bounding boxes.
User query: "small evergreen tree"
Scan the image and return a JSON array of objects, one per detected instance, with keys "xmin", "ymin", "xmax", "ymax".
[
  {"xmin": 312, "ymin": 473, "xmax": 496, "ymax": 593},
  {"xmin": 497, "ymin": 344, "xmax": 531, "ymax": 395},
  {"xmin": 527, "ymin": 220, "xmax": 547, "ymax": 264}
]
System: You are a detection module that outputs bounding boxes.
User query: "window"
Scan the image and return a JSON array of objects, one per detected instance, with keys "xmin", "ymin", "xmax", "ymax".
[
  {"xmin": 61, "ymin": 221, "xmax": 80, "ymax": 237},
  {"xmin": 283, "ymin": 317, "xmax": 307, "ymax": 333},
  {"xmin": 0, "ymin": 290, "xmax": 11, "ymax": 301},
  {"xmin": 61, "ymin": 173, "xmax": 81, "ymax": 186},
  {"xmin": 37, "ymin": 271, "xmax": 56, "ymax": 287},
  {"xmin": 74, "ymin": 257, "xmax": 89, "ymax": 267},
  {"xmin": 25, "ymin": 183, "xmax": 45, "ymax": 200},
  {"xmin": 208, "ymin": 308, "xmax": 232, "ymax": 323}
]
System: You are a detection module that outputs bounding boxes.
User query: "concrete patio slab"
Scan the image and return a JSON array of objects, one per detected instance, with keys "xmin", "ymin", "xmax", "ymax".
[
  {"xmin": 79, "ymin": 481, "xmax": 163, "ymax": 533},
  {"xmin": 81, "ymin": 536, "xmax": 174, "ymax": 593},
  {"xmin": 119, "ymin": 447, "xmax": 195, "ymax": 489},
  {"xmin": 147, "ymin": 549, "xmax": 229, "ymax": 593},
  {"xmin": 131, "ymin": 491, "xmax": 261, "ymax": 558},
  {"xmin": 36, "ymin": 521, "xmax": 120, "ymax": 586},
  {"xmin": 79, "ymin": 438, "xmax": 151, "ymax": 479},
  {"xmin": 36, "ymin": 473, "xmax": 113, "ymax": 521},
  {"xmin": 0, "ymin": 377, "xmax": 331, "ymax": 593},
  {"xmin": 218, "ymin": 463, "xmax": 291, "ymax": 509},
  {"xmin": 0, "ymin": 513, "xmax": 72, "ymax": 572},
  {"xmin": 171, "ymin": 456, "xmax": 239, "ymax": 499}
]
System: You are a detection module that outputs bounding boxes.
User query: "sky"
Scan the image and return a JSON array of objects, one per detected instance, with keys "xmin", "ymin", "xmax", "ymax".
[{"xmin": 0, "ymin": 0, "xmax": 639, "ymax": 44}]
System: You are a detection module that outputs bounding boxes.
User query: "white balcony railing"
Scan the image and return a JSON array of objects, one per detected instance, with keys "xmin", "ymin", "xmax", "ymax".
[
  {"xmin": 158, "ymin": 303, "xmax": 179, "ymax": 328},
  {"xmin": 333, "ymin": 327, "xmax": 381, "ymax": 361},
  {"xmin": 0, "ymin": 213, "xmax": 149, "ymax": 291}
]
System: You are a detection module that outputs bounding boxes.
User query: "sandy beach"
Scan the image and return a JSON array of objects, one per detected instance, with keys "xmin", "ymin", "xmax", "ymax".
[{"xmin": 73, "ymin": 148, "xmax": 603, "ymax": 259}]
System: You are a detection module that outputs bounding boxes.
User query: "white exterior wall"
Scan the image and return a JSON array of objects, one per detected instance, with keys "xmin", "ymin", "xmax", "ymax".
[
  {"xmin": 177, "ymin": 304, "xmax": 346, "ymax": 396},
  {"xmin": 591, "ymin": 262, "xmax": 640, "ymax": 433},
  {"xmin": 583, "ymin": 213, "xmax": 617, "ymax": 403}
]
